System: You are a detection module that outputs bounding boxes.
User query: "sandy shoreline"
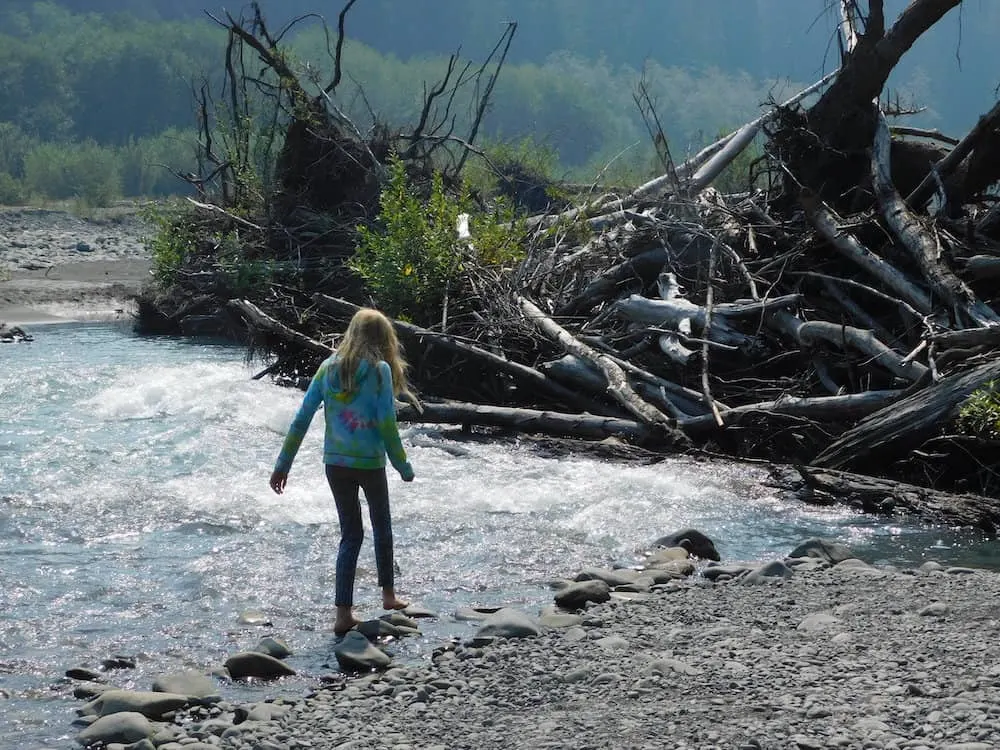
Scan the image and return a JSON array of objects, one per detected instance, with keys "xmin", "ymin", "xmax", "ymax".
[{"xmin": 0, "ymin": 205, "xmax": 151, "ymax": 326}]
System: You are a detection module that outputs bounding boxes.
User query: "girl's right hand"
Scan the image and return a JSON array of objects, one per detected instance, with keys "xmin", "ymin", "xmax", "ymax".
[
  {"xmin": 270, "ymin": 470, "xmax": 288, "ymax": 494},
  {"xmin": 400, "ymin": 463, "xmax": 415, "ymax": 482}
]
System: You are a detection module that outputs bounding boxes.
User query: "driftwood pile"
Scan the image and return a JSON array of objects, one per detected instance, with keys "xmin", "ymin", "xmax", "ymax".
[{"xmin": 138, "ymin": 0, "xmax": 1000, "ymax": 528}]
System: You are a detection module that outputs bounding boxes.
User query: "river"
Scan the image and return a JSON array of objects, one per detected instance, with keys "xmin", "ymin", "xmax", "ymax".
[{"xmin": 1, "ymin": 320, "xmax": 994, "ymax": 748}]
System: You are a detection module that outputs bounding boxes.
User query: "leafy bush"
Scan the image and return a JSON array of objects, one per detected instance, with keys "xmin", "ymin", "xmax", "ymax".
[
  {"xmin": 955, "ymin": 382, "xmax": 1000, "ymax": 441},
  {"xmin": 23, "ymin": 140, "xmax": 122, "ymax": 206},
  {"xmin": 0, "ymin": 172, "xmax": 26, "ymax": 205},
  {"xmin": 143, "ymin": 201, "xmax": 200, "ymax": 283},
  {"xmin": 353, "ymin": 155, "xmax": 465, "ymax": 322}
]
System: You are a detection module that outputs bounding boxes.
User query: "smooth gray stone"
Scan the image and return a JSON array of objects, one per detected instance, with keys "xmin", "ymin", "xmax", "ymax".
[
  {"xmin": 237, "ymin": 609, "xmax": 272, "ymax": 626},
  {"xmin": 945, "ymin": 567, "xmax": 978, "ymax": 575},
  {"xmin": 224, "ymin": 651, "xmax": 296, "ymax": 680},
  {"xmin": 76, "ymin": 712, "xmax": 153, "ymax": 747},
  {"xmin": 253, "ymin": 636, "xmax": 293, "ymax": 659},
  {"xmin": 81, "ymin": 689, "xmax": 189, "ymax": 719},
  {"xmin": 919, "ymin": 602, "xmax": 950, "ymax": 617},
  {"xmin": 743, "ymin": 560, "xmax": 794, "ymax": 584},
  {"xmin": 357, "ymin": 618, "xmax": 407, "ymax": 639},
  {"xmin": 247, "ymin": 701, "xmax": 290, "ymax": 721},
  {"xmin": 334, "ymin": 631, "xmax": 392, "ymax": 672},
  {"xmin": 574, "ymin": 567, "xmax": 639, "ymax": 586},
  {"xmin": 652, "ymin": 528, "xmax": 720, "ymax": 561},
  {"xmin": 402, "ymin": 604, "xmax": 438, "ymax": 618},
  {"xmin": 151, "ymin": 671, "xmax": 220, "ymax": 701},
  {"xmin": 65, "ymin": 666, "xmax": 104, "ymax": 682},
  {"xmin": 453, "ymin": 607, "xmax": 502, "ymax": 622},
  {"xmin": 787, "ymin": 538, "xmax": 855, "ymax": 565},
  {"xmin": 379, "ymin": 611, "xmax": 420, "ymax": 629},
  {"xmin": 797, "ymin": 613, "xmax": 840, "ymax": 632},
  {"xmin": 701, "ymin": 564, "xmax": 750, "ymax": 581},
  {"xmin": 474, "ymin": 608, "xmax": 541, "ymax": 640},
  {"xmin": 554, "ymin": 580, "xmax": 611, "ymax": 610},
  {"xmin": 538, "ymin": 612, "xmax": 583, "ymax": 628}
]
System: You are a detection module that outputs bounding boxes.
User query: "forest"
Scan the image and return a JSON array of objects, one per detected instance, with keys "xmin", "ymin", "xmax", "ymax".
[{"xmin": 1, "ymin": 1, "xmax": 998, "ymax": 204}]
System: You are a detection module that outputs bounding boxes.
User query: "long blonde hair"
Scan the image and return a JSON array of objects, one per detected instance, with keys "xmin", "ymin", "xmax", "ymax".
[{"xmin": 335, "ymin": 308, "xmax": 411, "ymax": 398}]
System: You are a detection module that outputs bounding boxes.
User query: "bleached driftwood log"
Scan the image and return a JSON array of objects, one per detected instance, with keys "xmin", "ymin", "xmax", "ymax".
[
  {"xmin": 518, "ymin": 296, "xmax": 677, "ymax": 428},
  {"xmin": 395, "ymin": 400, "xmax": 658, "ymax": 443},
  {"xmin": 872, "ymin": 111, "xmax": 1000, "ymax": 327},
  {"xmin": 229, "ymin": 299, "xmax": 331, "ymax": 356},
  {"xmin": 312, "ymin": 293, "xmax": 618, "ymax": 416}
]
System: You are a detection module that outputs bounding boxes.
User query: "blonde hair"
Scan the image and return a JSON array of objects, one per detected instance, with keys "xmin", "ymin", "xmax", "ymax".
[{"xmin": 335, "ymin": 308, "xmax": 411, "ymax": 398}]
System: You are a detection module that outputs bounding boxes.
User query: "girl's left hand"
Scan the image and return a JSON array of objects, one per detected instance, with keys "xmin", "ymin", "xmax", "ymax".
[{"xmin": 269, "ymin": 470, "xmax": 288, "ymax": 494}]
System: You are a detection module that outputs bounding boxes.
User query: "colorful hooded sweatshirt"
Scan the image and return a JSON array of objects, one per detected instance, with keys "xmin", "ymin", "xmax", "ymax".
[{"xmin": 273, "ymin": 355, "xmax": 412, "ymax": 477}]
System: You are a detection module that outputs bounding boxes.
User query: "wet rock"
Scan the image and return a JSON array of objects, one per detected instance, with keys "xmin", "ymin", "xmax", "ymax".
[
  {"xmin": 224, "ymin": 651, "xmax": 296, "ymax": 680},
  {"xmin": 236, "ymin": 609, "xmax": 272, "ymax": 626},
  {"xmin": 652, "ymin": 528, "xmax": 720, "ymax": 561},
  {"xmin": 453, "ymin": 606, "xmax": 502, "ymax": 622},
  {"xmin": 357, "ymin": 618, "xmax": 408, "ymax": 640},
  {"xmin": 474, "ymin": 608, "xmax": 541, "ymax": 640},
  {"xmin": 644, "ymin": 546, "xmax": 689, "ymax": 566},
  {"xmin": 334, "ymin": 631, "xmax": 392, "ymax": 672},
  {"xmin": 65, "ymin": 666, "xmax": 104, "ymax": 682},
  {"xmin": 81, "ymin": 689, "xmax": 189, "ymax": 719},
  {"xmin": 151, "ymin": 671, "xmax": 220, "ymax": 702},
  {"xmin": 76, "ymin": 712, "xmax": 153, "ymax": 747},
  {"xmin": 574, "ymin": 567, "xmax": 639, "ymax": 587},
  {"xmin": 554, "ymin": 579, "xmax": 611, "ymax": 610},
  {"xmin": 402, "ymin": 603, "xmax": 438, "ymax": 618},
  {"xmin": 253, "ymin": 636, "xmax": 293, "ymax": 659},
  {"xmin": 101, "ymin": 655, "xmax": 136, "ymax": 671},
  {"xmin": 787, "ymin": 538, "xmax": 855, "ymax": 565},
  {"xmin": 743, "ymin": 560, "xmax": 794, "ymax": 584},
  {"xmin": 702, "ymin": 564, "xmax": 750, "ymax": 581}
]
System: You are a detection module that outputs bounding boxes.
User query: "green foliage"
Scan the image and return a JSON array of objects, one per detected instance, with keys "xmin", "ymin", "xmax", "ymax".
[
  {"xmin": 955, "ymin": 382, "xmax": 1000, "ymax": 441},
  {"xmin": 354, "ymin": 156, "xmax": 464, "ymax": 322},
  {"xmin": 216, "ymin": 230, "xmax": 275, "ymax": 296},
  {"xmin": 22, "ymin": 140, "xmax": 122, "ymax": 206},
  {"xmin": 142, "ymin": 201, "xmax": 199, "ymax": 283},
  {"xmin": 0, "ymin": 172, "xmax": 27, "ymax": 204},
  {"xmin": 353, "ymin": 154, "xmax": 526, "ymax": 322}
]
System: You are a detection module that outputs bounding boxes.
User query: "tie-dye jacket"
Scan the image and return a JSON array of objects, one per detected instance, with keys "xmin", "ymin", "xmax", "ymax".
[{"xmin": 273, "ymin": 355, "xmax": 413, "ymax": 478}]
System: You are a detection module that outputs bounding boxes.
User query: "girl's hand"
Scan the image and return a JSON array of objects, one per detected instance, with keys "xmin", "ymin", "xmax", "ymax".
[
  {"xmin": 400, "ymin": 463, "xmax": 415, "ymax": 482},
  {"xmin": 270, "ymin": 470, "xmax": 288, "ymax": 494}
]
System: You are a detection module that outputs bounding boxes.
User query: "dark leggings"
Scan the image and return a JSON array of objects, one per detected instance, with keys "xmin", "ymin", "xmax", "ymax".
[{"xmin": 325, "ymin": 465, "xmax": 394, "ymax": 606}]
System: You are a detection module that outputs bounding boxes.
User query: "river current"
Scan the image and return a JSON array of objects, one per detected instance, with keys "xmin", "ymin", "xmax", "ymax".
[{"xmin": 1, "ymin": 321, "xmax": 995, "ymax": 748}]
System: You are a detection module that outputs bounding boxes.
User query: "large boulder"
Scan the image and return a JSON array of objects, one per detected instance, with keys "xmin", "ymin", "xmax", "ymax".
[
  {"xmin": 554, "ymin": 579, "xmax": 611, "ymax": 610},
  {"xmin": 76, "ymin": 711, "xmax": 153, "ymax": 746},
  {"xmin": 151, "ymin": 671, "xmax": 220, "ymax": 702},
  {"xmin": 474, "ymin": 608, "xmax": 541, "ymax": 640},
  {"xmin": 224, "ymin": 652, "xmax": 296, "ymax": 680},
  {"xmin": 334, "ymin": 631, "xmax": 392, "ymax": 672},
  {"xmin": 652, "ymin": 529, "xmax": 720, "ymax": 561},
  {"xmin": 788, "ymin": 538, "xmax": 856, "ymax": 565},
  {"xmin": 80, "ymin": 689, "xmax": 188, "ymax": 719}
]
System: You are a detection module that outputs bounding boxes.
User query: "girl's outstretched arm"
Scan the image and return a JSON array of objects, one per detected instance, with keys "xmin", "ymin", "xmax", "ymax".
[
  {"xmin": 273, "ymin": 359, "xmax": 329, "ymax": 476},
  {"xmin": 375, "ymin": 361, "xmax": 414, "ymax": 480}
]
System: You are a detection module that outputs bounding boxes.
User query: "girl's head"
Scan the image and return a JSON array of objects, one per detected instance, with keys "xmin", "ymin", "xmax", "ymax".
[{"xmin": 336, "ymin": 308, "xmax": 410, "ymax": 397}]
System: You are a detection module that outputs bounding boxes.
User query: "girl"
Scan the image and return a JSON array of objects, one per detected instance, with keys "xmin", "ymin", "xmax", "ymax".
[{"xmin": 269, "ymin": 308, "xmax": 415, "ymax": 635}]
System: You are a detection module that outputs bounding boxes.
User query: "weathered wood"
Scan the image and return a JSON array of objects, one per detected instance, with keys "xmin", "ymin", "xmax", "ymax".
[
  {"xmin": 680, "ymin": 390, "xmax": 903, "ymax": 432},
  {"xmin": 557, "ymin": 247, "xmax": 668, "ymax": 316},
  {"xmin": 770, "ymin": 309, "xmax": 927, "ymax": 382},
  {"xmin": 395, "ymin": 400, "xmax": 658, "ymax": 443},
  {"xmin": 930, "ymin": 326, "xmax": 1000, "ymax": 352},
  {"xmin": 802, "ymin": 192, "xmax": 935, "ymax": 316},
  {"xmin": 792, "ymin": 465, "xmax": 1000, "ymax": 533},
  {"xmin": 813, "ymin": 357, "xmax": 1000, "ymax": 470},
  {"xmin": 518, "ymin": 296, "xmax": 676, "ymax": 428},
  {"xmin": 312, "ymin": 293, "xmax": 615, "ymax": 416},
  {"xmin": 872, "ymin": 110, "xmax": 1000, "ymax": 327},
  {"xmin": 907, "ymin": 98, "xmax": 1000, "ymax": 209},
  {"xmin": 961, "ymin": 255, "xmax": 1000, "ymax": 282},
  {"xmin": 228, "ymin": 299, "xmax": 331, "ymax": 355}
]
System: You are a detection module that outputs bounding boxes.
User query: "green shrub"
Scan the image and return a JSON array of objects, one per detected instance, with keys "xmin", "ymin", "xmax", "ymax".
[
  {"xmin": 353, "ymin": 155, "xmax": 465, "ymax": 323},
  {"xmin": 0, "ymin": 172, "xmax": 26, "ymax": 205},
  {"xmin": 143, "ymin": 202, "xmax": 200, "ymax": 284},
  {"xmin": 23, "ymin": 140, "xmax": 121, "ymax": 206},
  {"xmin": 955, "ymin": 382, "xmax": 1000, "ymax": 440}
]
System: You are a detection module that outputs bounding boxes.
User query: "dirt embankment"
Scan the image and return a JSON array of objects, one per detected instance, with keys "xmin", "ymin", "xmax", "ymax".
[{"xmin": 0, "ymin": 205, "xmax": 152, "ymax": 325}]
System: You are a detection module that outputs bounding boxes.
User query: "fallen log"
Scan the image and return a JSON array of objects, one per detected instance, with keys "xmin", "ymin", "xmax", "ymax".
[
  {"xmin": 679, "ymin": 390, "xmax": 903, "ymax": 433},
  {"xmin": 518, "ymin": 295, "xmax": 676, "ymax": 428},
  {"xmin": 312, "ymin": 293, "xmax": 616, "ymax": 416},
  {"xmin": 228, "ymin": 299, "xmax": 331, "ymax": 356},
  {"xmin": 872, "ymin": 111, "xmax": 1000, "ymax": 327},
  {"xmin": 395, "ymin": 400, "xmax": 658, "ymax": 444},
  {"xmin": 557, "ymin": 246, "xmax": 669, "ymax": 317},
  {"xmin": 769, "ymin": 309, "xmax": 927, "ymax": 382},
  {"xmin": 802, "ymin": 193, "xmax": 935, "ymax": 316},
  {"xmin": 812, "ymin": 357, "xmax": 1000, "ymax": 471},
  {"xmin": 790, "ymin": 465, "xmax": 1000, "ymax": 533}
]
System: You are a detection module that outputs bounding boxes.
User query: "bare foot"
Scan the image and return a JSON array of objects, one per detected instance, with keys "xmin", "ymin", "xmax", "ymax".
[{"xmin": 382, "ymin": 596, "xmax": 409, "ymax": 611}]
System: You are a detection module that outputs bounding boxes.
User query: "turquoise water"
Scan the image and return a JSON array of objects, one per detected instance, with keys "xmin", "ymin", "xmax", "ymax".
[{"xmin": 0, "ymin": 321, "xmax": 994, "ymax": 748}]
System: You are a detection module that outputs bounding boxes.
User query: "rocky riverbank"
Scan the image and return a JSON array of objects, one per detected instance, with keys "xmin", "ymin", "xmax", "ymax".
[
  {"xmin": 0, "ymin": 205, "xmax": 151, "ymax": 325},
  {"xmin": 64, "ymin": 536, "xmax": 1000, "ymax": 750}
]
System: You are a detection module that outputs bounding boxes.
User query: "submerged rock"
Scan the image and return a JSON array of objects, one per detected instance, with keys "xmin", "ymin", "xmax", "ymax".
[
  {"xmin": 151, "ymin": 670, "xmax": 220, "ymax": 701},
  {"xmin": 81, "ymin": 689, "xmax": 188, "ymax": 719},
  {"xmin": 652, "ymin": 528, "xmax": 720, "ymax": 561},
  {"xmin": 224, "ymin": 651, "xmax": 296, "ymax": 680},
  {"xmin": 554, "ymin": 579, "xmax": 611, "ymax": 610},
  {"xmin": 334, "ymin": 631, "xmax": 392, "ymax": 672},
  {"xmin": 788, "ymin": 537, "xmax": 856, "ymax": 565}
]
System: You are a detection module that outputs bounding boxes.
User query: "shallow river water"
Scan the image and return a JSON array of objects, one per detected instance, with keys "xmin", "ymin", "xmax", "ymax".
[{"xmin": 1, "ymin": 321, "xmax": 995, "ymax": 748}]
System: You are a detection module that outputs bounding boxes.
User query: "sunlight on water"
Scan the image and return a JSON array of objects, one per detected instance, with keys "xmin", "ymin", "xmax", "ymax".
[{"xmin": 1, "ymin": 321, "xmax": 996, "ymax": 748}]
